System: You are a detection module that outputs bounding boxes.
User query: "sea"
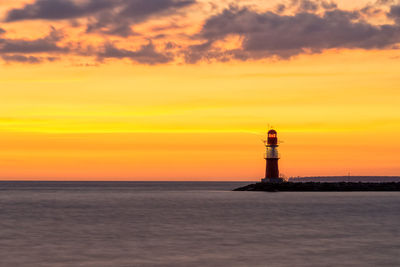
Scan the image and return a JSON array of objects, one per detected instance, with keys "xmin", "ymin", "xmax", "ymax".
[{"xmin": 0, "ymin": 181, "xmax": 399, "ymax": 267}]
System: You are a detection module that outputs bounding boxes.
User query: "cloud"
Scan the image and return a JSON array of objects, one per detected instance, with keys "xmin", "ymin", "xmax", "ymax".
[
  {"xmin": 86, "ymin": 0, "xmax": 196, "ymax": 36},
  {"xmin": 0, "ymin": 28, "xmax": 66, "ymax": 54},
  {"xmin": 5, "ymin": 0, "xmax": 196, "ymax": 36},
  {"xmin": 297, "ymin": 0, "xmax": 320, "ymax": 12},
  {"xmin": 119, "ymin": 0, "xmax": 195, "ymax": 21},
  {"xmin": 98, "ymin": 42, "xmax": 173, "ymax": 64},
  {"xmin": 5, "ymin": 0, "xmax": 113, "ymax": 22},
  {"xmin": 388, "ymin": 5, "xmax": 400, "ymax": 24},
  {"xmin": 320, "ymin": 1, "xmax": 337, "ymax": 10},
  {"xmin": 288, "ymin": 0, "xmax": 337, "ymax": 12},
  {"xmin": 185, "ymin": 6, "xmax": 400, "ymax": 63},
  {"xmin": 2, "ymin": 0, "xmax": 400, "ymax": 65},
  {"xmin": 2, "ymin": 54, "xmax": 42, "ymax": 63},
  {"xmin": 376, "ymin": 0, "xmax": 396, "ymax": 6}
]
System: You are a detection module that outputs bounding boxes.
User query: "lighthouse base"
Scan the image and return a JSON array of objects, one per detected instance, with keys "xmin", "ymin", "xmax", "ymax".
[{"xmin": 261, "ymin": 177, "xmax": 284, "ymax": 183}]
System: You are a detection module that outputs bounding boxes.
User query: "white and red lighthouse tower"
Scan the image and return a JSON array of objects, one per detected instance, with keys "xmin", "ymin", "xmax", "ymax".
[{"xmin": 261, "ymin": 129, "xmax": 284, "ymax": 183}]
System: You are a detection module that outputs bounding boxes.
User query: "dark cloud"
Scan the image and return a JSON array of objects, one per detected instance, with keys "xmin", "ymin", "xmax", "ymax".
[
  {"xmin": 0, "ymin": 28, "xmax": 66, "ymax": 54},
  {"xmin": 98, "ymin": 42, "xmax": 173, "ymax": 64},
  {"xmin": 298, "ymin": 0, "xmax": 319, "ymax": 12},
  {"xmin": 1, "ymin": 54, "xmax": 58, "ymax": 64},
  {"xmin": 86, "ymin": 16, "xmax": 136, "ymax": 37},
  {"xmin": 2, "ymin": 54, "xmax": 42, "ymax": 63},
  {"xmin": 320, "ymin": 1, "xmax": 337, "ymax": 10},
  {"xmin": 360, "ymin": 6, "xmax": 383, "ymax": 16},
  {"xmin": 165, "ymin": 42, "xmax": 180, "ymax": 50},
  {"xmin": 86, "ymin": 0, "xmax": 196, "ymax": 36},
  {"xmin": 388, "ymin": 5, "xmax": 400, "ymax": 24},
  {"xmin": 376, "ymin": 0, "xmax": 395, "ymax": 6},
  {"xmin": 5, "ymin": 0, "xmax": 196, "ymax": 37},
  {"xmin": 119, "ymin": 0, "xmax": 195, "ymax": 21},
  {"xmin": 184, "ymin": 41, "xmax": 215, "ymax": 64},
  {"xmin": 289, "ymin": 0, "xmax": 337, "ymax": 12},
  {"xmin": 5, "ymin": 0, "xmax": 113, "ymax": 22},
  {"xmin": 275, "ymin": 4, "xmax": 286, "ymax": 13},
  {"xmin": 0, "ymin": 28, "xmax": 6, "ymax": 35},
  {"xmin": 185, "ymin": 7, "xmax": 400, "ymax": 63}
]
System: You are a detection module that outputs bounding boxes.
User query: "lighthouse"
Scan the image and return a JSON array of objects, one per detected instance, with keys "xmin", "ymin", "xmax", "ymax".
[{"xmin": 261, "ymin": 129, "xmax": 284, "ymax": 183}]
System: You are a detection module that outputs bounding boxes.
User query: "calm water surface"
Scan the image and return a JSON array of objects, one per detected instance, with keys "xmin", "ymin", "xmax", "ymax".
[{"xmin": 0, "ymin": 182, "xmax": 399, "ymax": 267}]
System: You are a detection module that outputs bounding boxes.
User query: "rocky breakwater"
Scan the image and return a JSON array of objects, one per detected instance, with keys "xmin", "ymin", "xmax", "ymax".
[{"xmin": 234, "ymin": 182, "xmax": 400, "ymax": 192}]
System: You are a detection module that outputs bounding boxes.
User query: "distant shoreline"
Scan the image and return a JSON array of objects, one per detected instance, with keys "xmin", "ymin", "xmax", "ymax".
[
  {"xmin": 234, "ymin": 182, "xmax": 400, "ymax": 192},
  {"xmin": 288, "ymin": 176, "xmax": 400, "ymax": 183}
]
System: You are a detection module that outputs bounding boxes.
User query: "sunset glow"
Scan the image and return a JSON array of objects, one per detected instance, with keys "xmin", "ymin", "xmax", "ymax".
[{"xmin": 1, "ymin": 0, "xmax": 399, "ymax": 180}]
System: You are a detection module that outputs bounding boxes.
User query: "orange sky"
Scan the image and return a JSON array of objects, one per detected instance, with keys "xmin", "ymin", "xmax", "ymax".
[{"xmin": 0, "ymin": 0, "xmax": 399, "ymax": 180}]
